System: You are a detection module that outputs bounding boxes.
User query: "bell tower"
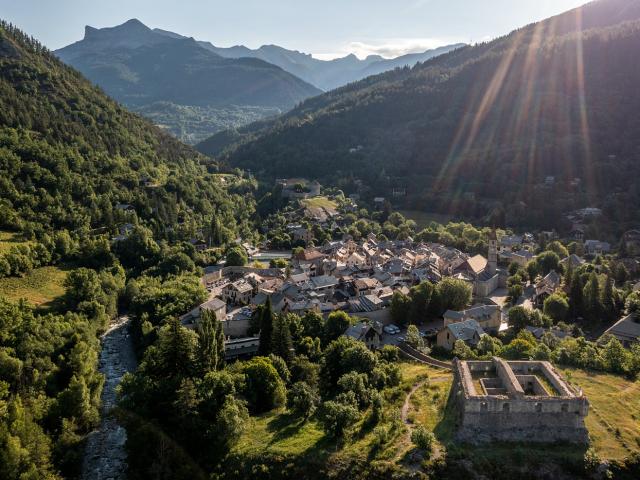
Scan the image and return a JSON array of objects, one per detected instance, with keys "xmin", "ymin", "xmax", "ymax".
[{"xmin": 488, "ymin": 228, "xmax": 498, "ymax": 275}]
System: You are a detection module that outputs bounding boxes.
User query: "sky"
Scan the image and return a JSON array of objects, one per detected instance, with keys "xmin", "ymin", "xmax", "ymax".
[{"xmin": 1, "ymin": 0, "xmax": 591, "ymax": 59}]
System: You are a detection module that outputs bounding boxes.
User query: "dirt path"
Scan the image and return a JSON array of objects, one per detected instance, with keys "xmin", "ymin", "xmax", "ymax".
[
  {"xmin": 82, "ymin": 315, "xmax": 137, "ymax": 480},
  {"xmin": 398, "ymin": 376, "xmax": 449, "ymax": 465},
  {"xmin": 402, "ymin": 380, "xmax": 428, "ymax": 424}
]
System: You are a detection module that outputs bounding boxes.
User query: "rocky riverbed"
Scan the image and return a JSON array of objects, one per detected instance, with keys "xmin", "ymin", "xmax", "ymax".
[{"xmin": 82, "ymin": 316, "xmax": 137, "ymax": 480}]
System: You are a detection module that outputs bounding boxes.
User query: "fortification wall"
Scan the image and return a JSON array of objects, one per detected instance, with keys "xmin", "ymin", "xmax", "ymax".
[{"xmin": 451, "ymin": 358, "xmax": 589, "ymax": 444}]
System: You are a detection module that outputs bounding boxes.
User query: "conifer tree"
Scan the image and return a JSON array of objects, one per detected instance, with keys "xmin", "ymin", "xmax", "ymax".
[
  {"xmin": 197, "ymin": 308, "xmax": 225, "ymax": 373},
  {"xmin": 258, "ymin": 296, "xmax": 274, "ymax": 356},
  {"xmin": 271, "ymin": 314, "xmax": 294, "ymax": 363}
]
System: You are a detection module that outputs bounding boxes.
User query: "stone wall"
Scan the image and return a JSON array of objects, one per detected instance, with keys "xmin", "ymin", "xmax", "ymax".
[{"xmin": 451, "ymin": 358, "xmax": 589, "ymax": 444}]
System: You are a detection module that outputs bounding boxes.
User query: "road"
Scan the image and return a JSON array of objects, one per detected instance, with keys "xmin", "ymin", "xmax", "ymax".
[{"xmin": 82, "ymin": 315, "xmax": 137, "ymax": 480}]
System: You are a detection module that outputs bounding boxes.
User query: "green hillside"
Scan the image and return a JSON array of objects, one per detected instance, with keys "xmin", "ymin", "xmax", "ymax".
[
  {"xmin": 202, "ymin": 0, "xmax": 640, "ymax": 231},
  {"xmin": 0, "ymin": 20, "xmax": 253, "ymax": 239}
]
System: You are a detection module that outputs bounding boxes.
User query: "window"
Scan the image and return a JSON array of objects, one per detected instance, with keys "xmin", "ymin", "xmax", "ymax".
[
  {"xmin": 535, "ymin": 403, "xmax": 542, "ymax": 412},
  {"xmin": 561, "ymin": 403, "xmax": 569, "ymax": 413},
  {"xmin": 480, "ymin": 402, "xmax": 488, "ymax": 412},
  {"xmin": 503, "ymin": 403, "xmax": 510, "ymax": 412}
]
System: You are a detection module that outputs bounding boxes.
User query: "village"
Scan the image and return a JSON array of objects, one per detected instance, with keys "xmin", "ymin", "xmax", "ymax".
[{"xmin": 176, "ymin": 179, "xmax": 640, "ymax": 366}]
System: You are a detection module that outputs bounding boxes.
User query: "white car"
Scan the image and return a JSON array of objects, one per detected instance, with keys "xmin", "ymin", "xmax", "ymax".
[{"xmin": 384, "ymin": 324, "xmax": 401, "ymax": 334}]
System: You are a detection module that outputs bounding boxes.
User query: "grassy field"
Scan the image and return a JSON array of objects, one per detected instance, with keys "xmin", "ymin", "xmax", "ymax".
[
  {"xmin": 561, "ymin": 368, "xmax": 640, "ymax": 460},
  {"xmin": 398, "ymin": 210, "xmax": 453, "ymax": 229},
  {"xmin": 0, "ymin": 231, "xmax": 30, "ymax": 254},
  {"xmin": 228, "ymin": 361, "xmax": 640, "ymax": 478},
  {"xmin": 229, "ymin": 363, "xmax": 451, "ymax": 472},
  {"xmin": 0, "ymin": 265, "xmax": 70, "ymax": 308},
  {"xmin": 301, "ymin": 196, "xmax": 338, "ymax": 210}
]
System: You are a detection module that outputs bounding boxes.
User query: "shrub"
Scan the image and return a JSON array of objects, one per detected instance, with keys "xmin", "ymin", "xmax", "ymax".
[{"xmin": 411, "ymin": 425, "xmax": 435, "ymax": 453}]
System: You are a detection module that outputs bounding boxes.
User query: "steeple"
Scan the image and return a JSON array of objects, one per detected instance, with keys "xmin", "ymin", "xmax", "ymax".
[{"xmin": 488, "ymin": 227, "xmax": 498, "ymax": 275}]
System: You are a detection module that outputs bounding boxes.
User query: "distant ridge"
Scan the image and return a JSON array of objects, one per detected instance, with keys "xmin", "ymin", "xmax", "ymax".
[
  {"xmin": 55, "ymin": 20, "xmax": 321, "ymax": 143},
  {"xmin": 152, "ymin": 27, "xmax": 464, "ymax": 91}
]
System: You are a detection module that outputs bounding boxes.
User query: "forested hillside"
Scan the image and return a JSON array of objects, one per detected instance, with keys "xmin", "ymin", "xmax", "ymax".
[
  {"xmin": 0, "ymin": 20, "xmax": 255, "ymax": 478},
  {"xmin": 203, "ymin": 0, "xmax": 640, "ymax": 231},
  {"xmin": 0, "ymin": 20, "xmax": 255, "ymax": 240}
]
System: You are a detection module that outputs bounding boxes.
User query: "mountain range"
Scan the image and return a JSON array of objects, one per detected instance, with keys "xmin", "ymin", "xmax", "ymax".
[
  {"xmin": 201, "ymin": 0, "xmax": 640, "ymax": 232},
  {"xmin": 154, "ymin": 27, "xmax": 464, "ymax": 91},
  {"xmin": 55, "ymin": 19, "xmax": 462, "ymax": 144},
  {"xmin": 55, "ymin": 19, "xmax": 321, "ymax": 143}
]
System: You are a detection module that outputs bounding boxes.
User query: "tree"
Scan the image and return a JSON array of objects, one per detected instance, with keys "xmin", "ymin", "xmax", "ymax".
[
  {"xmin": 601, "ymin": 275, "xmax": 616, "ymax": 321},
  {"xmin": 452, "ymin": 340, "xmax": 476, "ymax": 359},
  {"xmin": 508, "ymin": 281, "xmax": 523, "ymax": 303},
  {"xmin": 337, "ymin": 372, "xmax": 371, "ymax": 408},
  {"xmin": 390, "ymin": 291, "xmax": 411, "ymax": 327},
  {"xmin": 225, "ymin": 246, "xmax": 248, "ymax": 267},
  {"xmin": 287, "ymin": 381, "xmax": 319, "ymax": 419},
  {"xmin": 324, "ymin": 311, "xmax": 352, "ymax": 344},
  {"xmin": 153, "ymin": 319, "xmax": 198, "ymax": 380},
  {"xmin": 301, "ymin": 311, "xmax": 324, "ymax": 340},
  {"xmin": 270, "ymin": 315, "xmax": 294, "ymax": 363},
  {"xmin": 625, "ymin": 292, "xmax": 640, "ymax": 315},
  {"xmin": 197, "ymin": 308, "xmax": 225, "ymax": 374},
  {"xmin": 543, "ymin": 294, "xmax": 569, "ymax": 323},
  {"xmin": 536, "ymin": 251, "xmax": 561, "ymax": 275},
  {"xmin": 583, "ymin": 272, "xmax": 602, "ymax": 323},
  {"xmin": 405, "ymin": 324, "xmax": 424, "ymax": 349},
  {"xmin": 257, "ymin": 297, "xmax": 274, "ymax": 356},
  {"xmin": 319, "ymin": 399, "xmax": 359, "ymax": 439},
  {"xmin": 241, "ymin": 357, "xmax": 286, "ymax": 413},
  {"xmin": 569, "ymin": 269, "xmax": 585, "ymax": 318},
  {"xmin": 435, "ymin": 277, "xmax": 472, "ymax": 313},
  {"xmin": 208, "ymin": 211, "xmax": 224, "ymax": 247},
  {"xmin": 602, "ymin": 338, "xmax": 629, "ymax": 374},
  {"xmin": 477, "ymin": 334, "xmax": 502, "ymax": 356},
  {"xmin": 507, "ymin": 306, "xmax": 531, "ymax": 332},
  {"xmin": 546, "ymin": 241, "xmax": 569, "ymax": 259},
  {"xmin": 321, "ymin": 336, "xmax": 378, "ymax": 392},
  {"xmin": 408, "ymin": 281, "xmax": 434, "ymax": 323}
]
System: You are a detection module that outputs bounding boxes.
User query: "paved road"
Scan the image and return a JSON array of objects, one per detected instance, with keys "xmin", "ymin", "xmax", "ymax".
[{"xmin": 82, "ymin": 315, "xmax": 137, "ymax": 480}]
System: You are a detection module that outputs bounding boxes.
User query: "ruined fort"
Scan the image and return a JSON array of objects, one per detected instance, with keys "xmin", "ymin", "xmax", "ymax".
[{"xmin": 451, "ymin": 357, "xmax": 589, "ymax": 444}]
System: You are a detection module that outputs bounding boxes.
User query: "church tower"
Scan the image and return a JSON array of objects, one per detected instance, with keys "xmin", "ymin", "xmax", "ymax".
[{"xmin": 488, "ymin": 228, "xmax": 498, "ymax": 275}]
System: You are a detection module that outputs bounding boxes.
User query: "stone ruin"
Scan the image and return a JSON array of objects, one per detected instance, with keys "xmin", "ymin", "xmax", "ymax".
[{"xmin": 451, "ymin": 357, "xmax": 589, "ymax": 444}]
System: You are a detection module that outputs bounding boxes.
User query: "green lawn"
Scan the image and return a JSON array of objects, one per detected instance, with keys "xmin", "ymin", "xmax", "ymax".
[
  {"xmin": 0, "ymin": 265, "xmax": 70, "ymax": 308},
  {"xmin": 301, "ymin": 196, "xmax": 338, "ymax": 210}
]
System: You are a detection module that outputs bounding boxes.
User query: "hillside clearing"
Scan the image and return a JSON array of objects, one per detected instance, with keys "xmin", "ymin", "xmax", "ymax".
[
  {"xmin": 300, "ymin": 196, "xmax": 338, "ymax": 210},
  {"xmin": 0, "ymin": 265, "xmax": 70, "ymax": 308},
  {"xmin": 0, "ymin": 230, "xmax": 31, "ymax": 254}
]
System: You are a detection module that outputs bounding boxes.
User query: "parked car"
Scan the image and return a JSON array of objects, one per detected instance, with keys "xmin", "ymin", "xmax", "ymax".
[{"xmin": 384, "ymin": 324, "xmax": 401, "ymax": 334}]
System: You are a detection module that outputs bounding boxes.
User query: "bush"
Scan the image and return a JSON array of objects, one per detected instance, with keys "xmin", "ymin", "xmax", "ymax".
[{"xmin": 411, "ymin": 425, "xmax": 435, "ymax": 453}]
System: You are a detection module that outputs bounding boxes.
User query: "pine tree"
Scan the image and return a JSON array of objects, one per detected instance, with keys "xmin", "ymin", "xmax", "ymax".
[
  {"xmin": 215, "ymin": 315, "xmax": 226, "ymax": 370},
  {"xmin": 197, "ymin": 308, "xmax": 224, "ymax": 373},
  {"xmin": 271, "ymin": 314, "xmax": 294, "ymax": 363},
  {"xmin": 583, "ymin": 272, "xmax": 602, "ymax": 323},
  {"xmin": 569, "ymin": 270, "xmax": 584, "ymax": 319},
  {"xmin": 601, "ymin": 274, "xmax": 616, "ymax": 321},
  {"xmin": 257, "ymin": 296, "xmax": 274, "ymax": 356}
]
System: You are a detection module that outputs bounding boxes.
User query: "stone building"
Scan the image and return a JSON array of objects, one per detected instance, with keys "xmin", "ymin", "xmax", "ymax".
[{"xmin": 451, "ymin": 357, "xmax": 589, "ymax": 444}]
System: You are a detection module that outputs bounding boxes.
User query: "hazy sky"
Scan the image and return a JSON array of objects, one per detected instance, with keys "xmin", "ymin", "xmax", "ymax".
[{"xmin": 2, "ymin": 0, "xmax": 590, "ymax": 59}]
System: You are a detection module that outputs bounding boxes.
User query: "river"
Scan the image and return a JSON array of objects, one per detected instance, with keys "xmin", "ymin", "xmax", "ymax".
[{"xmin": 82, "ymin": 315, "xmax": 137, "ymax": 480}]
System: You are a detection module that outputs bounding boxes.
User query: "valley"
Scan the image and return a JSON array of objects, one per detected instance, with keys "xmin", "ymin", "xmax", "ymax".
[{"xmin": 1, "ymin": 1, "xmax": 640, "ymax": 479}]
